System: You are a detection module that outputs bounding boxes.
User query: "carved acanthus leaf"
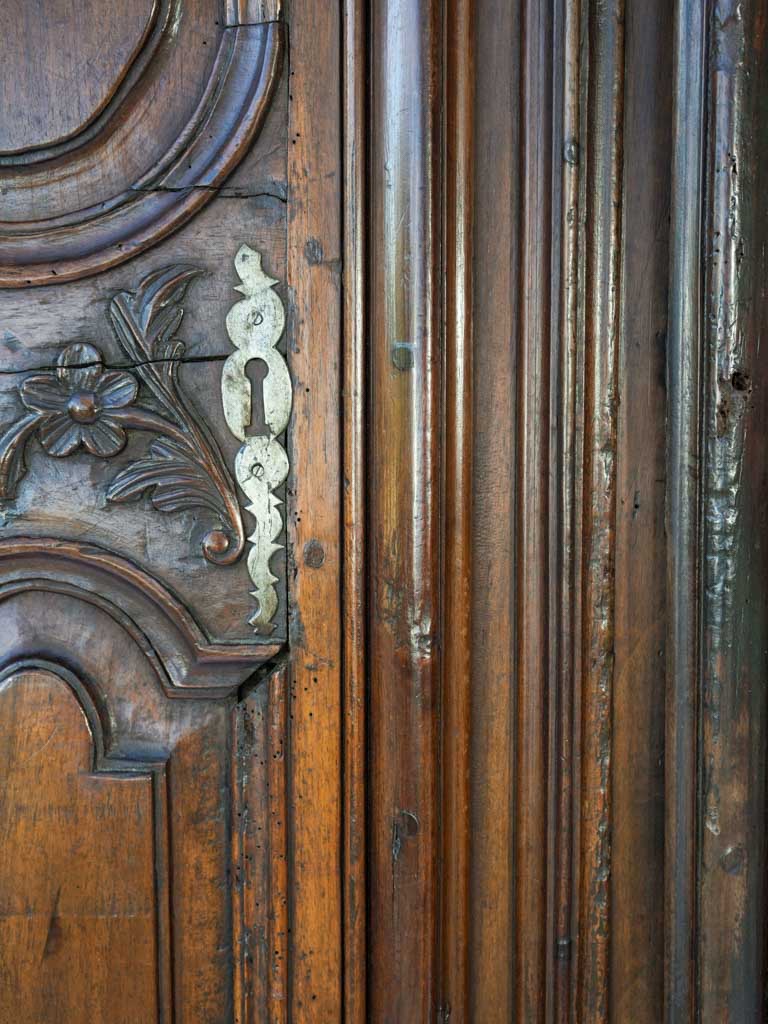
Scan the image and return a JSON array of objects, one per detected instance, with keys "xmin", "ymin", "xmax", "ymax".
[{"xmin": 0, "ymin": 265, "xmax": 246, "ymax": 568}]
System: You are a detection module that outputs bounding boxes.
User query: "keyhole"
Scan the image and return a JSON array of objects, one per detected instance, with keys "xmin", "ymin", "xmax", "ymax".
[{"xmin": 245, "ymin": 359, "xmax": 270, "ymax": 437}]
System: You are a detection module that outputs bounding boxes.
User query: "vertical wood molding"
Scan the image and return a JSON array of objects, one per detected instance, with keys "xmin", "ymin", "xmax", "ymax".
[
  {"xmin": 552, "ymin": 0, "xmax": 582, "ymax": 1019},
  {"xmin": 440, "ymin": 1, "xmax": 475, "ymax": 1020},
  {"xmin": 468, "ymin": 3, "xmax": 519, "ymax": 1019},
  {"xmin": 515, "ymin": 0, "xmax": 555, "ymax": 1018},
  {"xmin": 611, "ymin": 2, "xmax": 672, "ymax": 1018},
  {"xmin": 665, "ymin": 1, "xmax": 706, "ymax": 1019},
  {"xmin": 234, "ymin": 664, "xmax": 290, "ymax": 1024},
  {"xmin": 697, "ymin": 1, "xmax": 768, "ymax": 1016},
  {"xmin": 576, "ymin": 2, "xmax": 625, "ymax": 1020},
  {"xmin": 342, "ymin": 0, "xmax": 368, "ymax": 1019},
  {"xmin": 286, "ymin": 0, "xmax": 344, "ymax": 1018},
  {"xmin": 368, "ymin": 1, "xmax": 442, "ymax": 1019},
  {"xmin": 665, "ymin": 2, "xmax": 768, "ymax": 1018},
  {"xmin": 267, "ymin": 666, "xmax": 291, "ymax": 1023}
]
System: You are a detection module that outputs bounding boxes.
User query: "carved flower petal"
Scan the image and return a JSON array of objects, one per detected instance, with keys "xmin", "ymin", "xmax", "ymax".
[
  {"xmin": 20, "ymin": 374, "xmax": 68, "ymax": 413},
  {"xmin": 96, "ymin": 370, "xmax": 138, "ymax": 409},
  {"xmin": 38, "ymin": 415, "xmax": 83, "ymax": 457},
  {"xmin": 57, "ymin": 342, "xmax": 103, "ymax": 391},
  {"xmin": 81, "ymin": 418, "xmax": 127, "ymax": 458}
]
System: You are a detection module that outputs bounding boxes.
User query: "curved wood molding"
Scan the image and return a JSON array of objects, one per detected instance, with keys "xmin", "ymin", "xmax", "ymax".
[
  {"xmin": 0, "ymin": 538, "xmax": 282, "ymax": 693},
  {"xmin": 0, "ymin": 659, "xmax": 174, "ymax": 1020},
  {"xmin": 0, "ymin": 19, "xmax": 283, "ymax": 287},
  {"xmin": 368, "ymin": 1, "xmax": 442, "ymax": 1019}
]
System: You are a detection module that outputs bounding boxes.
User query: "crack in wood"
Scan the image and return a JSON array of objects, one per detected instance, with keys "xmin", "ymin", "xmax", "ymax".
[{"xmin": 0, "ymin": 353, "xmax": 230, "ymax": 377}]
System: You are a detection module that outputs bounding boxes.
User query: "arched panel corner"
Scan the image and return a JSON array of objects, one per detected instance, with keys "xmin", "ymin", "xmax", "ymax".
[
  {"xmin": 0, "ymin": 661, "xmax": 173, "ymax": 1023},
  {"xmin": 0, "ymin": 538, "xmax": 282, "ymax": 695}
]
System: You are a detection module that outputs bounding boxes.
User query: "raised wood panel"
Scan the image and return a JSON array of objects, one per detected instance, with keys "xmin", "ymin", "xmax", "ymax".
[
  {"xmin": 0, "ymin": 1, "xmax": 283, "ymax": 284},
  {"xmin": 0, "ymin": 666, "xmax": 169, "ymax": 1024},
  {"xmin": 0, "ymin": 585, "xmax": 242, "ymax": 1021},
  {"xmin": 0, "ymin": 1, "xmax": 157, "ymax": 155}
]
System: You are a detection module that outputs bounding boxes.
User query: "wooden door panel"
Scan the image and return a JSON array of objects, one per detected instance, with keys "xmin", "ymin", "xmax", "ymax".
[
  {"xmin": 0, "ymin": 1, "xmax": 283, "ymax": 284},
  {"xmin": 10, "ymin": 1, "xmax": 768, "ymax": 1020},
  {"xmin": 0, "ymin": 1, "xmax": 157, "ymax": 155},
  {"xmin": 0, "ymin": 586, "xmax": 236, "ymax": 1022},
  {"xmin": 0, "ymin": 667, "xmax": 166, "ymax": 1024},
  {"xmin": 0, "ymin": 1, "xmax": 347, "ymax": 1021}
]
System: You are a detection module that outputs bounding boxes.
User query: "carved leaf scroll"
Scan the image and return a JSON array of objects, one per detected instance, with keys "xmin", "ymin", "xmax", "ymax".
[
  {"xmin": 222, "ymin": 245, "xmax": 291, "ymax": 633},
  {"xmin": 0, "ymin": 266, "xmax": 246, "ymax": 567}
]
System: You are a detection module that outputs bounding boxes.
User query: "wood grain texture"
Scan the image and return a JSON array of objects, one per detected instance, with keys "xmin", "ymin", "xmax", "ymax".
[
  {"xmin": 234, "ymin": 664, "xmax": 290, "ymax": 1024},
  {"xmin": 611, "ymin": 1, "xmax": 672, "ymax": 1019},
  {"xmin": 0, "ymin": 667, "xmax": 169, "ymax": 1024},
  {"xmin": 515, "ymin": 1, "xmax": 554, "ymax": 1016},
  {"xmin": 342, "ymin": 0, "xmax": 368, "ymax": 1019},
  {"xmin": 4, "ymin": 2, "xmax": 768, "ymax": 1019},
  {"xmin": 439, "ymin": 1, "xmax": 474, "ymax": 1020},
  {"xmin": 698, "ymin": 1, "xmax": 768, "ymax": 1016},
  {"xmin": 0, "ymin": 591, "xmax": 236, "ymax": 1021},
  {"xmin": 368, "ymin": 1, "xmax": 442, "ymax": 1020},
  {"xmin": 0, "ymin": 88, "xmax": 289, "ymax": 648},
  {"xmin": 576, "ymin": 3, "xmax": 625, "ymax": 1020},
  {"xmin": 0, "ymin": 0, "xmax": 157, "ymax": 154},
  {"xmin": 0, "ymin": 6, "xmax": 304, "ymax": 1023},
  {"xmin": 0, "ymin": 6, "xmax": 283, "ymax": 285},
  {"xmin": 469, "ymin": 2, "xmax": 518, "ymax": 1018},
  {"xmin": 551, "ymin": 1, "xmax": 581, "ymax": 1018},
  {"xmin": 285, "ymin": 0, "xmax": 344, "ymax": 1019},
  {"xmin": 665, "ymin": 0, "xmax": 706, "ymax": 1018}
]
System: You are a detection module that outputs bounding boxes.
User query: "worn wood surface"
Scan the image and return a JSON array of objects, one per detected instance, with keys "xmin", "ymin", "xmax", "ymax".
[
  {"xmin": 0, "ymin": 1, "xmax": 342, "ymax": 1021},
  {"xmin": 439, "ymin": 1, "xmax": 475, "ymax": 1020},
  {"xmin": 469, "ymin": 3, "xmax": 518, "ymax": 1020},
  {"xmin": 611, "ymin": 1, "xmax": 671, "ymax": 1019},
  {"xmin": 368, "ymin": 1, "xmax": 442, "ymax": 1020},
  {"xmin": 342, "ymin": 0, "xmax": 368, "ymax": 1020},
  {"xmin": 3, "ymin": 1, "xmax": 768, "ymax": 1020},
  {"xmin": 0, "ymin": 668, "xmax": 166, "ymax": 1024},
  {"xmin": 284, "ymin": 0, "xmax": 344, "ymax": 1018}
]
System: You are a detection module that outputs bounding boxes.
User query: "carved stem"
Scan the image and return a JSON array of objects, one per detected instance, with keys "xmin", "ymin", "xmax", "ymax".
[
  {"xmin": 0, "ymin": 412, "xmax": 45, "ymax": 501},
  {"xmin": 109, "ymin": 406, "xmax": 246, "ymax": 565},
  {"xmin": 167, "ymin": 391, "xmax": 247, "ymax": 566}
]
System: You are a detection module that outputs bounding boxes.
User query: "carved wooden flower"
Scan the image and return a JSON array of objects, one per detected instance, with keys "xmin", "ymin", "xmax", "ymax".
[{"xmin": 20, "ymin": 343, "xmax": 138, "ymax": 458}]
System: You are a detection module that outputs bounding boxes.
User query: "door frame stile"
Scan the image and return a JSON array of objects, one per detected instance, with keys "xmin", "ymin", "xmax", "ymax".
[{"xmin": 285, "ymin": 0, "xmax": 345, "ymax": 1019}]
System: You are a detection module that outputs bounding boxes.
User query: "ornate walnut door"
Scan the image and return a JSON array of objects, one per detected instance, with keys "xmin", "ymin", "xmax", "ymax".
[
  {"xmin": 0, "ymin": 2, "xmax": 344, "ymax": 1021},
  {"xmin": 5, "ymin": 2, "xmax": 768, "ymax": 1023}
]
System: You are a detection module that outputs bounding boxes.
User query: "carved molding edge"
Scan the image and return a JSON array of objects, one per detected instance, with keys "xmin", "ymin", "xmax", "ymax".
[
  {"xmin": 0, "ymin": 265, "xmax": 246, "ymax": 567},
  {"xmin": 0, "ymin": 539, "xmax": 283, "ymax": 692},
  {"xmin": 222, "ymin": 245, "xmax": 291, "ymax": 634},
  {"xmin": 0, "ymin": 20, "xmax": 284, "ymax": 286}
]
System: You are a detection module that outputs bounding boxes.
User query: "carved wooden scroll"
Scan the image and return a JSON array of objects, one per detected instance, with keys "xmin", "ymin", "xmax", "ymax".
[
  {"xmin": 0, "ymin": 267, "xmax": 245, "ymax": 567},
  {"xmin": 222, "ymin": 246, "xmax": 291, "ymax": 633},
  {"xmin": 0, "ymin": 2, "xmax": 284, "ymax": 286}
]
